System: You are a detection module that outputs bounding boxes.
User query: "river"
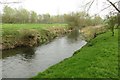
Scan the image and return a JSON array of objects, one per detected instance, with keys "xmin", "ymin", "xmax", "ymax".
[{"xmin": 1, "ymin": 31, "xmax": 87, "ymax": 78}]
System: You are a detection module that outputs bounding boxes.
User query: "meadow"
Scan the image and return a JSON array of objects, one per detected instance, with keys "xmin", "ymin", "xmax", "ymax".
[{"xmin": 2, "ymin": 24, "xmax": 67, "ymax": 36}]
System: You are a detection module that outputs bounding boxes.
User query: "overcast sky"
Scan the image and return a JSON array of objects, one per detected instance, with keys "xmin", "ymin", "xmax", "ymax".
[{"xmin": 0, "ymin": 0, "xmax": 119, "ymax": 18}]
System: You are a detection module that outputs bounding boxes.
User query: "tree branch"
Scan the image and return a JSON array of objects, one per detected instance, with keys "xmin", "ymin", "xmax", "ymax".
[
  {"xmin": 87, "ymin": 0, "xmax": 95, "ymax": 12},
  {"xmin": 0, "ymin": 1, "xmax": 21, "ymax": 4},
  {"xmin": 107, "ymin": 0, "xmax": 120, "ymax": 13}
]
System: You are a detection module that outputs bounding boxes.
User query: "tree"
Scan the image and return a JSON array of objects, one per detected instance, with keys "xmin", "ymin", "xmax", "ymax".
[
  {"xmin": 106, "ymin": 14, "xmax": 118, "ymax": 36},
  {"xmin": 92, "ymin": 15, "xmax": 103, "ymax": 26},
  {"xmin": 16, "ymin": 8, "xmax": 30, "ymax": 23},
  {"xmin": 64, "ymin": 12, "xmax": 79, "ymax": 29},
  {"xmin": 64, "ymin": 12, "xmax": 99, "ymax": 29},
  {"xmin": 106, "ymin": 0, "xmax": 119, "ymax": 36},
  {"xmin": 30, "ymin": 11, "xmax": 37, "ymax": 23},
  {"xmin": 2, "ymin": 5, "xmax": 14, "ymax": 23},
  {"xmin": 37, "ymin": 15, "xmax": 42, "ymax": 23},
  {"xmin": 42, "ymin": 13, "xmax": 50, "ymax": 23},
  {"xmin": 2, "ymin": 6, "xmax": 30, "ymax": 23}
]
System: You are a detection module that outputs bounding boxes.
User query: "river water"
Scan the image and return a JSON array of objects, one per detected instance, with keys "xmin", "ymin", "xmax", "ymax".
[{"xmin": 1, "ymin": 31, "xmax": 87, "ymax": 78}]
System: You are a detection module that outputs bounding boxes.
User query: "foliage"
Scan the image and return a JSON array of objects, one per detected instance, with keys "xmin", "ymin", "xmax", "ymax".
[
  {"xmin": 64, "ymin": 12, "xmax": 103, "ymax": 29},
  {"xmin": 30, "ymin": 11, "xmax": 37, "ymax": 23},
  {"xmin": 92, "ymin": 16, "xmax": 103, "ymax": 26},
  {"xmin": 2, "ymin": 5, "xmax": 103, "ymax": 26},
  {"xmin": 105, "ymin": 14, "xmax": 119, "ymax": 36},
  {"xmin": 2, "ymin": 5, "xmax": 65, "ymax": 24},
  {"xmin": 2, "ymin": 5, "xmax": 15, "ymax": 23}
]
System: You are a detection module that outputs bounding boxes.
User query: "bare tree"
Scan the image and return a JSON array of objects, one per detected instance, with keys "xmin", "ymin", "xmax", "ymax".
[
  {"xmin": 87, "ymin": 0, "xmax": 95, "ymax": 12},
  {"xmin": 107, "ymin": 0, "xmax": 120, "ymax": 13}
]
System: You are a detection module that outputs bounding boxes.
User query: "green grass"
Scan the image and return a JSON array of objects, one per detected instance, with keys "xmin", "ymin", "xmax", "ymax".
[
  {"xmin": 34, "ymin": 29, "xmax": 118, "ymax": 78},
  {"xmin": 2, "ymin": 24, "xmax": 67, "ymax": 36}
]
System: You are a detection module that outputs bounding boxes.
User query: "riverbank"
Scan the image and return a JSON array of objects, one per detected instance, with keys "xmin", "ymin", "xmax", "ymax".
[
  {"xmin": 1, "ymin": 24, "xmax": 70, "ymax": 50},
  {"xmin": 33, "ymin": 29, "xmax": 118, "ymax": 78},
  {"xmin": 80, "ymin": 25, "xmax": 107, "ymax": 41}
]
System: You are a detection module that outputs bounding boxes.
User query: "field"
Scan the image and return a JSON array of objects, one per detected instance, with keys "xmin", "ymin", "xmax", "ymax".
[
  {"xmin": 34, "ymin": 29, "xmax": 118, "ymax": 78},
  {"xmin": 2, "ymin": 24, "xmax": 68, "ymax": 50},
  {"xmin": 2, "ymin": 24, "xmax": 67, "ymax": 36}
]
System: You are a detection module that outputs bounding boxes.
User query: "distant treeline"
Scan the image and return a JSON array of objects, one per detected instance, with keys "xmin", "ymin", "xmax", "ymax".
[
  {"xmin": 1, "ymin": 5, "xmax": 103, "ymax": 26},
  {"xmin": 1, "ymin": 6, "xmax": 65, "ymax": 23}
]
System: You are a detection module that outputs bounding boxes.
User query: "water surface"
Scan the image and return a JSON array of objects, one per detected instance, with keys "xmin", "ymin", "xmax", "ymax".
[{"xmin": 1, "ymin": 31, "xmax": 87, "ymax": 78}]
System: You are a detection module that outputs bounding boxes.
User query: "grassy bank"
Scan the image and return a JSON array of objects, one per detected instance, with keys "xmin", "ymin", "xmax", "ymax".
[
  {"xmin": 80, "ymin": 25, "xmax": 107, "ymax": 41},
  {"xmin": 2, "ymin": 24, "xmax": 69, "ymax": 50},
  {"xmin": 33, "ymin": 29, "xmax": 118, "ymax": 78}
]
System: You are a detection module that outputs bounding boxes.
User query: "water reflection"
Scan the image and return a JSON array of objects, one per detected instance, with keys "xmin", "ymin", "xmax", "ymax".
[
  {"xmin": 67, "ymin": 29, "xmax": 83, "ymax": 42},
  {"xmin": 2, "ymin": 47, "xmax": 35, "ymax": 60}
]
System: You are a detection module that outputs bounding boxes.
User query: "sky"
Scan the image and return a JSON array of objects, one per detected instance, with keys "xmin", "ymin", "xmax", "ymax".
[{"xmin": 0, "ymin": 0, "xmax": 119, "ymax": 18}]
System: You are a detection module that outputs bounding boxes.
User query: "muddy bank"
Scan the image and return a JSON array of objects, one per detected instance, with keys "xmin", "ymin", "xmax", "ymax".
[{"xmin": 1, "ymin": 27, "xmax": 71, "ymax": 50}]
